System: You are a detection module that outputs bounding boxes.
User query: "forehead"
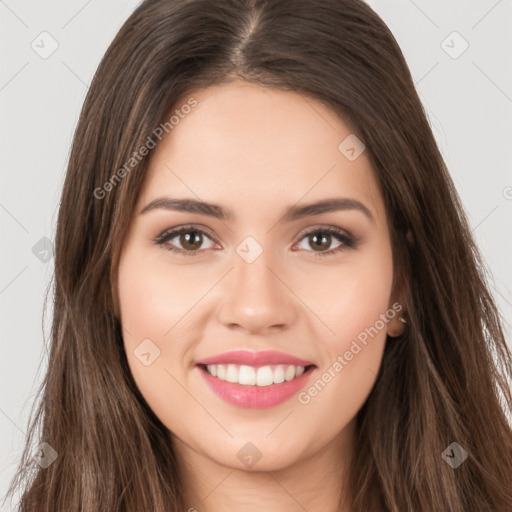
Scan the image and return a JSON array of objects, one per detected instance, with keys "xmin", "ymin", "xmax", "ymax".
[{"xmin": 138, "ymin": 81, "xmax": 385, "ymax": 226}]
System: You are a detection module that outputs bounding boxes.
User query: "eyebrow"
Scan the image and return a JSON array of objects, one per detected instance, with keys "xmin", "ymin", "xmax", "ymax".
[{"xmin": 139, "ymin": 196, "xmax": 375, "ymax": 224}]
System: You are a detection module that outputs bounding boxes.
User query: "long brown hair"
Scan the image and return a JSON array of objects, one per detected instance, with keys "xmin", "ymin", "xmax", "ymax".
[{"xmin": 5, "ymin": 0, "xmax": 512, "ymax": 510}]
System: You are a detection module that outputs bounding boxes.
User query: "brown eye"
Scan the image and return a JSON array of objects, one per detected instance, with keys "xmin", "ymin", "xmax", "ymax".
[
  {"xmin": 308, "ymin": 232, "xmax": 333, "ymax": 252},
  {"xmin": 178, "ymin": 230, "xmax": 204, "ymax": 251},
  {"xmin": 294, "ymin": 227, "xmax": 357, "ymax": 256},
  {"xmin": 154, "ymin": 226, "xmax": 218, "ymax": 255}
]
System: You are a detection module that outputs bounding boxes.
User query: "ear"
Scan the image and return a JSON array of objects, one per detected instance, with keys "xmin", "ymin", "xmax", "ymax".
[
  {"xmin": 386, "ymin": 258, "xmax": 409, "ymax": 338},
  {"xmin": 386, "ymin": 307, "xmax": 407, "ymax": 338}
]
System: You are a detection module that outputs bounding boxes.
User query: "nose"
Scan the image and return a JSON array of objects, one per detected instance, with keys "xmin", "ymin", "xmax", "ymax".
[{"xmin": 216, "ymin": 246, "xmax": 298, "ymax": 335}]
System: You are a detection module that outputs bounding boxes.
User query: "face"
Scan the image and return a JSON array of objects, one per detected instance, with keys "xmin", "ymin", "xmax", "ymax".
[{"xmin": 117, "ymin": 81, "xmax": 403, "ymax": 473}]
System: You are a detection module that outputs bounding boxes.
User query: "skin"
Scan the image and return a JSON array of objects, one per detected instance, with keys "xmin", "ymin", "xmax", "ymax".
[{"xmin": 117, "ymin": 80, "xmax": 405, "ymax": 512}]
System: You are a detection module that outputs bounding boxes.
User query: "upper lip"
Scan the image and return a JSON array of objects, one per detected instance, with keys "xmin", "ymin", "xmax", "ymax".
[{"xmin": 196, "ymin": 350, "xmax": 315, "ymax": 367}]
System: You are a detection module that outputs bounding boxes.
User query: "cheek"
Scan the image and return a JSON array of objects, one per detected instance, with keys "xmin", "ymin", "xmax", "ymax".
[
  {"xmin": 293, "ymin": 242, "xmax": 394, "ymax": 421},
  {"xmin": 324, "ymin": 264, "xmax": 393, "ymax": 358},
  {"xmin": 299, "ymin": 240, "xmax": 394, "ymax": 357},
  {"xmin": 117, "ymin": 248, "xmax": 198, "ymax": 431},
  {"xmin": 117, "ymin": 246, "xmax": 209, "ymax": 338},
  {"xmin": 117, "ymin": 248, "xmax": 179, "ymax": 369}
]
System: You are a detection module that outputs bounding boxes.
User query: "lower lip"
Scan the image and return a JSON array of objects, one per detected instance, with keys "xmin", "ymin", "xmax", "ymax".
[{"xmin": 197, "ymin": 365, "xmax": 315, "ymax": 408}]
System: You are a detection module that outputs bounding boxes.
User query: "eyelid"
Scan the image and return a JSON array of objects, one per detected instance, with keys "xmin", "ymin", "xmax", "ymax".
[
  {"xmin": 153, "ymin": 223, "xmax": 220, "ymax": 250},
  {"xmin": 294, "ymin": 223, "xmax": 353, "ymax": 241},
  {"xmin": 154, "ymin": 223, "xmax": 217, "ymax": 239},
  {"xmin": 292, "ymin": 224, "xmax": 358, "ymax": 255}
]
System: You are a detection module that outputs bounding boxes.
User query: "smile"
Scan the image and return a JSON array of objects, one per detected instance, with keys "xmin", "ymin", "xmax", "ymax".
[{"xmin": 196, "ymin": 363, "xmax": 316, "ymax": 408}]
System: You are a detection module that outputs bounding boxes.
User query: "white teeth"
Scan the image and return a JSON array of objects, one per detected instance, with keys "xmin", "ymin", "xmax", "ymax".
[
  {"xmin": 273, "ymin": 365, "xmax": 285, "ymax": 384},
  {"xmin": 226, "ymin": 364, "xmax": 239, "ymax": 383},
  {"xmin": 217, "ymin": 364, "xmax": 226, "ymax": 380},
  {"xmin": 256, "ymin": 366, "xmax": 274, "ymax": 386},
  {"xmin": 284, "ymin": 365, "xmax": 296, "ymax": 381},
  {"xmin": 203, "ymin": 364, "xmax": 308, "ymax": 386},
  {"xmin": 238, "ymin": 365, "xmax": 256, "ymax": 385}
]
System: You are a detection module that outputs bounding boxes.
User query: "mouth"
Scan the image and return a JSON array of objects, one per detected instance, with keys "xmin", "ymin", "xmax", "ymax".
[
  {"xmin": 194, "ymin": 349, "xmax": 318, "ymax": 408},
  {"xmin": 197, "ymin": 363, "xmax": 316, "ymax": 386}
]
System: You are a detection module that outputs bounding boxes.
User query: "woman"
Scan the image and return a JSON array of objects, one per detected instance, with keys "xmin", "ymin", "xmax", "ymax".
[{"xmin": 5, "ymin": 0, "xmax": 512, "ymax": 510}]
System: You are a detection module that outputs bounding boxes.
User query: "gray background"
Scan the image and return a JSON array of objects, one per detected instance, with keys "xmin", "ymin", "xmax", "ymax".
[{"xmin": 1, "ymin": 0, "xmax": 511, "ymax": 508}]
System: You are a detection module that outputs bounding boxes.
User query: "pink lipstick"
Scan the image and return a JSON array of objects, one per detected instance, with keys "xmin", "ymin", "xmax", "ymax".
[{"xmin": 195, "ymin": 350, "xmax": 316, "ymax": 408}]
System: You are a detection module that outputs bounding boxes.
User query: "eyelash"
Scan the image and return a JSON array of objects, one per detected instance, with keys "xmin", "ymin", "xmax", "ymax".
[{"xmin": 153, "ymin": 224, "xmax": 358, "ymax": 258}]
